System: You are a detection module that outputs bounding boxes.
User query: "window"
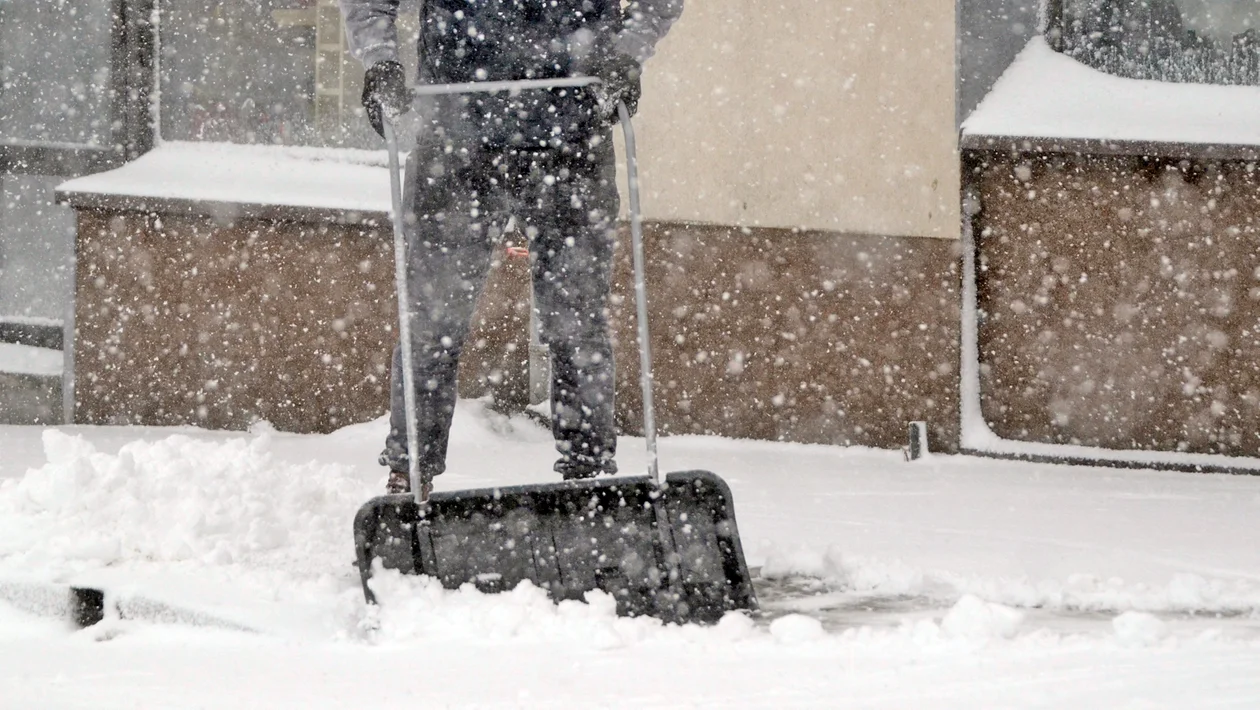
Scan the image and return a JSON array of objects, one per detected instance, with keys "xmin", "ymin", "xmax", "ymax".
[
  {"xmin": 159, "ymin": 0, "xmax": 394, "ymax": 149},
  {"xmin": 0, "ymin": 176, "xmax": 75, "ymax": 321},
  {"xmin": 1056, "ymin": 0, "xmax": 1259, "ymax": 85},
  {"xmin": 0, "ymin": 0, "xmax": 115, "ymax": 147},
  {"xmin": 1, "ymin": 1, "xmax": 143, "ymax": 324}
]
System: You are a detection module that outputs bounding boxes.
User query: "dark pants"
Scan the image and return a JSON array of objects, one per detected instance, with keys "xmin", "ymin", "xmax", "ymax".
[{"xmin": 382, "ymin": 127, "xmax": 619, "ymax": 477}]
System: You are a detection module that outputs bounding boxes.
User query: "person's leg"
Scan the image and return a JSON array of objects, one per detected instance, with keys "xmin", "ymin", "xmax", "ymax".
[
  {"xmin": 524, "ymin": 133, "xmax": 620, "ymax": 477},
  {"xmin": 381, "ymin": 139, "xmax": 501, "ymax": 490}
]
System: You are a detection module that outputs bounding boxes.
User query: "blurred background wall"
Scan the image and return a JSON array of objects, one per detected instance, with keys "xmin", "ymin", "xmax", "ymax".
[{"xmin": 632, "ymin": 0, "xmax": 960, "ymax": 239}]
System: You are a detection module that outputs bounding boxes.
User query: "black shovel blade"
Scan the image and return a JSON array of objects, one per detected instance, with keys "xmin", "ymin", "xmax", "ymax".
[{"xmin": 353, "ymin": 470, "xmax": 757, "ymax": 624}]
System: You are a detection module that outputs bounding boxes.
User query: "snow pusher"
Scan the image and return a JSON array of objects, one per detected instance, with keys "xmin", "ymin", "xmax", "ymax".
[{"xmin": 353, "ymin": 79, "xmax": 757, "ymax": 624}]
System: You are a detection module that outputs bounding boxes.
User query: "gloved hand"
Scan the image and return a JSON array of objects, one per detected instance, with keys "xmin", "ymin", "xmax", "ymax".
[
  {"xmin": 592, "ymin": 52, "xmax": 642, "ymax": 123},
  {"xmin": 362, "ymin": 60, "xmax": 409, "ymax": 138}
]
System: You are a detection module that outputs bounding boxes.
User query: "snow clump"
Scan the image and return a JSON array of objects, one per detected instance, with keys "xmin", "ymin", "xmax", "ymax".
[
  {"xmin": 1112, "ymin": 611, "xmax": 1169, "ymax": 648},
  {"xmin": 768, "ymin": 614, "xmax": 826, "ymax": 644},
  {"xmin": 940, "ymin": 594, "xmax": 1025, "ymax": 641}
]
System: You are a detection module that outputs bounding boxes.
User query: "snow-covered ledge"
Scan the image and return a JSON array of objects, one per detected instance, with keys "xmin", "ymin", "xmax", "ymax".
[
  {"xmin": 56, "ymin": 141, "xmax": 392, "ymax": 224},
  {"xmin": 962, "ymin": 37, "xmax": 1260, "ymax": 160}
]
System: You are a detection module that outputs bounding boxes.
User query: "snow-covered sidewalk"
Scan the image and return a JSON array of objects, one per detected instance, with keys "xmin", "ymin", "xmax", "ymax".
[{"xmin": 3, "ymin": 402, "xmax": 1259, "ymax": 708}]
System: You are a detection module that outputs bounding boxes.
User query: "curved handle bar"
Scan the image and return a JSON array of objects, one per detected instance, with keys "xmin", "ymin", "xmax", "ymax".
[{"xmin": 407, "ymin": 76, "xmax": 601, "ymax": 98}]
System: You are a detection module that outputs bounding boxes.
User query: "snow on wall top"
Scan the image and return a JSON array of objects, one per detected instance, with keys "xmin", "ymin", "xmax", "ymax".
[
  {"xmin": 962, "ymin": 36, "xmax": 1260, "ymax": 147},
  {"xmin": 0, "ymin": 316, "xmax": 61, "ymax": 328},
  {"xmin": 57, "ymin": 141, "xmax": 393, "ymax": 215},
  {"xmin": 0, "ymin": 343, "xmax": 62, "ymax": 377}
]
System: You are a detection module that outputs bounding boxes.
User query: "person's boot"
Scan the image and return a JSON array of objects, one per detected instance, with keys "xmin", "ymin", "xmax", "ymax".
[
  {"xmin": 386, "ymin": 469, "xmax": 411, "ymax": 495},
  {"xmin": 380, "ymin": 450, "xmax": 435, "ymax": 499},
  {"xmin": 553, "ymin": 455, "xmax": 618, "ymax": 481},
  {"xmin": 385, "ymin": 468, "xmax": 435, "ymax": 499}
]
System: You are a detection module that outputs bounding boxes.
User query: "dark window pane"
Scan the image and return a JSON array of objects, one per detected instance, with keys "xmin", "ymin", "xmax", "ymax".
[
  {"xmin": 1061, "ymin": 0, "xmax": 1259, "ymax": 85},
  {"xmin": 0, "ymin": 1, "xmax": 114, "ymax": 146},
  {"xmin": 1180, "ymin": 0, "xmax": 1258, "ymax": 42},
  {"xmin": 0, "ymin": 176, "xmax": 75, "ymax": 321},
  {"xmin": 159, "ymin": 0, "xmax": 383, "ymax": 148}
]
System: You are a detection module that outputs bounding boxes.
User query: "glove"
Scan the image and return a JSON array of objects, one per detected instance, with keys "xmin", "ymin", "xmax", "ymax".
[
  {"xmin": 362, "ymin": 60, "xmax": 409, "ymax": 138},
  {"xmin": 592, "ymin": 53, "xmax": 642, "ymax": 123}
]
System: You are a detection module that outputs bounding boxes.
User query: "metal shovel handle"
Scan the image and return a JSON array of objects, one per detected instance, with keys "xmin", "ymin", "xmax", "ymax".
[
  {"xmin": 383, "ymin": 78, "xmax": 661, "ymax": 502},
  {"xmin": 615, "ymin": 103, "xmax": 659, "ymax": 483},
  {"xmin": 382, "ymin": 121, "xmax": 425, "ymax": 502}
]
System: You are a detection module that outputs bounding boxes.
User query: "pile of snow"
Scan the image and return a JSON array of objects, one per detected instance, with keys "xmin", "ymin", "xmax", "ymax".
[
  {"xmin": 360, "ymin": 570, "xmax": 674, "ymax": 648},
  {"xmin": 0, "ymin": 429, "xmax": 367, "ymax": 576},
  {"xmin": 358, "ymin": 568, "xmax": 844, "ymax": 652}
]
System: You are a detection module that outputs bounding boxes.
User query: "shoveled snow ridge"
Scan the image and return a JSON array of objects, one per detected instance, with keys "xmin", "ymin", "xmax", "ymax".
[{"xmin": 760, "ymin": 545, "xmax": 1260, "ymax": 618}]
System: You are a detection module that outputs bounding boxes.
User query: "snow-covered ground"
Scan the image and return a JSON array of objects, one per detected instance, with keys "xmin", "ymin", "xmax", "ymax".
[{"xmin": 3, "ymin": 401, "xmax": 1260, "ymax": 708}]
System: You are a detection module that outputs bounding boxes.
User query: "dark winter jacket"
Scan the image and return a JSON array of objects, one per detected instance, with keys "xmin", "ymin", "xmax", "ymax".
[{"xmin": 339, "ymin": 0, "xmax": 683, "ymax": 146}]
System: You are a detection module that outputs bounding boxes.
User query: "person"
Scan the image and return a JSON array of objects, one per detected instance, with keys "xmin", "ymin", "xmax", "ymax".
[{"xmin": 338, "ymin": 0, "xmax": 684, "ymax": 493}]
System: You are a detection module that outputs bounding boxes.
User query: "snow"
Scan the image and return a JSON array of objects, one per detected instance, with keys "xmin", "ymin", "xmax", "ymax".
[
  {"xmin": 3, "ymin": 403, "xmax": 1260, "ymax": 707},
  {"xmin": 767, "ymin": 613, "xmax": 826, "ymax": 643},
  {"xmin": 55, "ymin": 141, "xmax": 393, "ymax": 216},
  {"xmin": 0, "ymin": 342, "xmax": 62, "ymax": 377},
  {"xmin": 962, "ymin": 36, "xmax": 1260, "ymax": 147},
  {"xmin": 940, "ymin": 595, "xmax": 1024, "ymax": 641},
  {"xmin": 0, "ymin": 315, "xmax": 62, "ymax": 328},
  {"xmin": 1113, "ymin": 611, "xmax": 1170, "ymax": 649},
  {"xmin": 0, "ymin": 598, "xmax": 67, "ymax": 640}
]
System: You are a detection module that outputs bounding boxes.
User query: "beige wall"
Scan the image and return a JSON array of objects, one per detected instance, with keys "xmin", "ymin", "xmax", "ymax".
[{"xmin": 630, "ymin": 0, "xmax": 959, "ymax": 238}]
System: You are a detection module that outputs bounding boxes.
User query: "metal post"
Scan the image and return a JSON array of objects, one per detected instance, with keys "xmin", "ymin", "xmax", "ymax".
[
  {"xmin": 906, "ymin": 421, "xmax": 929, "ymax": 461},
  {"xmin": 528, "ymin": 288, "xmax": 550, "ymax": 407},
  {"xmin": 62, "ymin": 282, "xmax": 76, "ymax": 425}
]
